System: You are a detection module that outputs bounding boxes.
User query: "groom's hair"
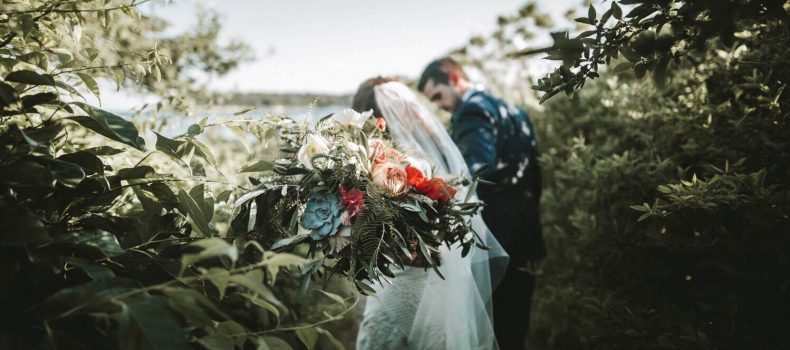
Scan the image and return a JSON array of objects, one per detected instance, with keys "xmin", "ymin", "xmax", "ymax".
[
  {"xmin": 417, "ymin": 57, "xmax": 468, "ymax": 92},
  {"xmin": 352, "ymin": 76, "xmax": 397, "ymax": 117}
]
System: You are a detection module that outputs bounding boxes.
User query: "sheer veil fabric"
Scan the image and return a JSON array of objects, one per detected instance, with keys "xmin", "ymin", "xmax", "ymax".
[{"xmin": 356, "ymin": 81, "xmax": 509, "ymax": 350}]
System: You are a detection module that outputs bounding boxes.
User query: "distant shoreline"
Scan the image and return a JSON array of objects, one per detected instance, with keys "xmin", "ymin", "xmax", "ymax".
[{"xmin": 218, "ymin": 92, "xmax": 352, "ymax": 108}]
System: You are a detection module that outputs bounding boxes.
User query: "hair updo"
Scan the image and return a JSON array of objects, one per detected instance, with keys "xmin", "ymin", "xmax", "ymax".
[{"xmin": 351, "ymin": 76, "xmax": 397, "ymax": 118}]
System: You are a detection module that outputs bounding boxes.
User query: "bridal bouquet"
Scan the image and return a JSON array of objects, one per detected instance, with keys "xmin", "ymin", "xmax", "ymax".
[{"xmin": 233, "ymin": 109, "xmax": 485, "ymax": 292}]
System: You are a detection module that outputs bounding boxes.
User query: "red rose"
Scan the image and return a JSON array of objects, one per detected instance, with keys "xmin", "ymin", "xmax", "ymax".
[
  {"xmin": 406, "ymin": 165, "xmax": 425, "ymax": 187},
  {"xmin": 405, "ymin": 165, "xmax": 457, "ymax": 204}
]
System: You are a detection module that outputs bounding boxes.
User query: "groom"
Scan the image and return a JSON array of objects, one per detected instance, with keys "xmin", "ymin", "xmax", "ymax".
[{"xmin": 419, "ymin": 57, "xmax": 546, "ymax": 349}]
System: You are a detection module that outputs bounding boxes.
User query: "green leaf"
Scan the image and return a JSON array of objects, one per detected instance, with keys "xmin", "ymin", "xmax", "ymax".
[
  {"xmin": 224, "ymin": 123, "xmax": 251, "ymax": 153},
  {"xmin": 316, "ymin": 328, "xmax": 346, "ymax": 350},
  {"xmin": 619, "ymin": 47, "xmax": 642, "ymax": 63},
  {"xmin": 190, "ymin": 139, "xmax": 219, "ymax": 170},
  {"xmin": 180, "ymin": 238, "xmax": 238, "ymax": 273},
  {"xmin": 20, "ymin": 122, "xmax": 65, "ymax": 144},
  {"xmin": 539, "ymin": 89, "xmax": 561, "ymax": 104},
  {"xmin": 0, "ymin": 81, "xmax": 15, "ymax": 107},
  {"xmin": 612, "ymin": 2, "xmax": 622, "ymax": 19},
  {"xmin": 189, "ymin": 184, "xmax": 214, "ymax": 224},
  {"xmin": 21, "ymin": 92, "xmax": 57, "ymax": 109},
  {"xmin": 77, "ymin": 73, "xmax": 101, "ymax": 105},
  {"xmin": 197, "ymin": 334, "xmax": 234, "ymax": 350},
  {"xmin": 82, "ymin": 146, "xmax": 126, "ymax": 155},
  {"xmin": 118, "ymin": 294, "xmax": 189, "ymax": 350},
  {"xmin": 259, "ymin": 336, "xmax": 293, "ymax": 350},
  {"xmin": 39, "ymin": 157, "xmax": 86, "ymax": 188},
  {"xmin": 234, "ymin": 107, "xmax": 255, "ymax": 116},
  {"xmin": 5, "ymin": 70, "xmax": 55, "ymax": 86},
  {"xmin": 50, "ymin": 48, "xmax": 74, "ymax": 65},
  {"xmin": 265, "ymin": 252, "xmax": 307, "ymax": 268},
  {"xmin": 215, "ymin": 321, "xmax": 246, "ymax": 346},
  {"xmin": 60, "ymin": 230, "xmax": 123, "ymax": 257},
  {"xmin": 32, "ymin": 278, "xmax": 136, "ymax": 319},
  {"xmin": 634, "ymin": 62, "xmax": 647, "ymax": 80},
  {"xmin": 58, "ymin": 151, "xmax": 105, "ymax": 175},
  {"xmin": 177, "ymin": 189, "xmax": 212, "ymax": 236},
  {"xmin": 295, "ymin": 327, "xmax": 318, "ymax": 350},
  {"xmin": 161, "ymin": 286, "xmax": 231, "ymax": 322},
  {"xmin": 117, "ymin": 165, "xmax": 156, "ymax": 180},
  {"xmin": 0, "ymin": 159, "xmax": 53, "ymax": 188},
  {"xmin": 67, "ymin": 257, "xmax": 115, "ymax": 280},
  {"xmin": 0, "ymin": 199, "xmax": 50, "ymax": 246},
  {"xmin": 610, "ymin": 62, "xmax": 633, "ymax": 74},
  {"xmin": 240, "ymin": 160, "xmax": 273, "ymax": 173},
  {"xmin": 204, "ymin": 267, "xmax": 231, "ymax": 299},
  {"xmin": 69, "ymin": 103, "xmax": 146, "ymax": 151},
  {"xmin": 354, "ymin": 280, "xmax": 376, "ymax": 296},
  {"xmin": 153, "ymin": 132, "xmax": 189, "ymax": 166},
  {"xmin": 316, "ymin": 290, "xmax": 345, "ymax": 305},
  {"xmin": 162, "ymin": 288, "xmax": 214, "ymax": 327},
  {"xmin": 271, "ymin": 234, "xmax": 309, "ymax": 251},
  {"xmin": 588, "ymin": 4, "xmax": 596, "ymax": 20},
  {"xmin": 230, "ymin": 270, "xmax": 287, "ymax": 310},
  {"xmin": 55, "ymin": 81, "xmax": 87, "ymax": 102},
  {"xmin": 19, "ymin": 14, "xmax": 35, "ymax": 40},
  {"xmin": 246, "ymin": 293, "xmax": 281, "ymax": 321},
  {"xmin": 653, "ymin": 55, "xmax": 671, "ymax": 88}
]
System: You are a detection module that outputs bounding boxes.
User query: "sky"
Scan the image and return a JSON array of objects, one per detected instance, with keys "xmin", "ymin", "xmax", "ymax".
[{"xmin": 102, "ymin": 0, "xmax": 578, "ymax": 110}]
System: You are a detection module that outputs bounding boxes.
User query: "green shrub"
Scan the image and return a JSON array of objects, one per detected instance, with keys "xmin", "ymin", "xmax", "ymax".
[{"xmin": 527, "ymin": 13, "xmax": 790, "ymax": 350}]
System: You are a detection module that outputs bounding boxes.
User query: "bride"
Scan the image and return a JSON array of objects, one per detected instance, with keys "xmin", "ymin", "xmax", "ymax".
[{"xmin": 351, "ymin": 77, "xmax": 509, "ymax": 350}]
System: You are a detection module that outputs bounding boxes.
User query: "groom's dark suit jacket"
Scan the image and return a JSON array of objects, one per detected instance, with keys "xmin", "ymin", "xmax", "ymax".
[{"xmin": 451, "ymin": 90, "xmax": 546, "ymax": 264}]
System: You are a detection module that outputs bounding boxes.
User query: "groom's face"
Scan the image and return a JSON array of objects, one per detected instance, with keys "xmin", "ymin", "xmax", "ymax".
[{"xmin": 422, "ymin": 79, "xmax": 461, "ymax": 113}]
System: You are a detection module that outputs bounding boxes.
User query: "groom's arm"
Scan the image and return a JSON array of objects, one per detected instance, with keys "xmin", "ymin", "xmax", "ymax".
[{"xmin": 453, "ymin": 103, "xmax": 497, "ymax": 182}]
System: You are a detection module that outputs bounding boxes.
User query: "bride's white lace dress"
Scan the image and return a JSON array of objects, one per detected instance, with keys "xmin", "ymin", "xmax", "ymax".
[
  {"xmin": 356, "ymin": 266, "xmax": 435, "ymax": 350},
  {"xmin": 354, "ymin": 81, "xmax": 508, "ymax": 350}
]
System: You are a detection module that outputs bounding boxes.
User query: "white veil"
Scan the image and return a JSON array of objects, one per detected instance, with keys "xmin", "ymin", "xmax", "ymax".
[{"xmin": 358, "ymin": 81, "xmax": 509, "ymax": 349}]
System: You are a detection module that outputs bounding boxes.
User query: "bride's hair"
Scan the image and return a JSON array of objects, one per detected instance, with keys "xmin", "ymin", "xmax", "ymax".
[{"xmin": 352, "ymin": 76, "xmax": 397, "ymax": 116}]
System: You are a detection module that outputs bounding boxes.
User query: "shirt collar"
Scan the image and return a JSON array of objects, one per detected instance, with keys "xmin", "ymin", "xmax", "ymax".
[{"xmin": 461, "ymin": 84, "xmax": 485, "ymax": 103}]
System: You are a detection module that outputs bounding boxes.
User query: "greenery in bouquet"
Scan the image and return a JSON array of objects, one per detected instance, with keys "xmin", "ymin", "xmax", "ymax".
[{"xmin": 231, "ymin": 109, "xmax": 487, "ymax": 293}]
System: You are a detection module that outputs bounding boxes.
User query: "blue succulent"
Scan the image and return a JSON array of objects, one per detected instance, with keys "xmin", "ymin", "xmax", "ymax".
[{"xmin": 300, "ymin": 192, "xmax": 342, "ymax": 240}]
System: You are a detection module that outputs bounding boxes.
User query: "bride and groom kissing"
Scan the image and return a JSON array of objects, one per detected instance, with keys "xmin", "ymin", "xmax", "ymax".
[{"xmin": 350, "ymin": 57, "xmax": 546, "ymax": 350}]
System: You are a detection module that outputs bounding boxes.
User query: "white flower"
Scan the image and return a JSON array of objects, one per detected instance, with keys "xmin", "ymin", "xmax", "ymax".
[
  {"xmin": 297, "ymin": 134, "xmax": 330, "ymax": 170},
  {"xmin": 333, "ymin": 109, "xmax": 373, "ymax": 129},
  {"xmin": 347, "ymin": 141, "xmax": 365, "ymax": 153}
]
